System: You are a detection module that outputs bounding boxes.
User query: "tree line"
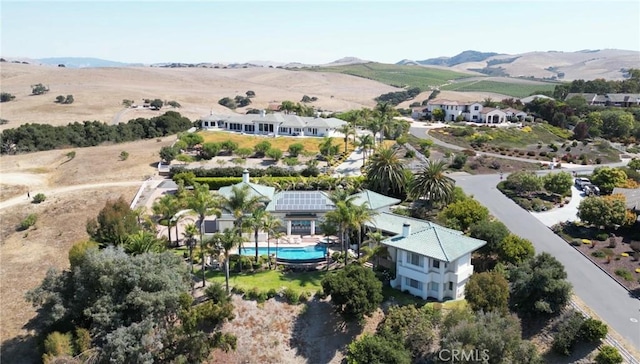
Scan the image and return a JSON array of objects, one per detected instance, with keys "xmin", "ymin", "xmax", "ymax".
[
  {"xmin": 0, "ymin": 111, "xmax": 194, "ymax": 154},
  {"xmin": 549, "ymin": 69, "xmax": 640, "ymax": 99}
]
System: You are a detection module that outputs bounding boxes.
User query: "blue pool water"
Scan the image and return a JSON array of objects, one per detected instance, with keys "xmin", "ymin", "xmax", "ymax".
[{"xmin": 238, "ymin": 245, "xmax": 327, "ymax": 260}]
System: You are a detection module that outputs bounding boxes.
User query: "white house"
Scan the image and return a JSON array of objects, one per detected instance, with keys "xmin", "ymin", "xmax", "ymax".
[
  {"xmin": 201, "ymin": 110, "xmax": 347, "ymax": 137},
  {"xmin": 366, "ymin": 212, "xmax": 486, "ymax": 301},
  {"xmin": 206, "ymin": 171, "xmax": 487, "ymax": 301},
  {"xmin": 423, "ymin": 99, "xmax": 525, "ymax": 124}
]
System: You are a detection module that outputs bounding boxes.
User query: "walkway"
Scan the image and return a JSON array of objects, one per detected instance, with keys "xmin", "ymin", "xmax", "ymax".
[
  {"xmin": 333, "ymin": 147, "xmax": 364, "ymax": 177},
  {"xmin": 530, "ymin": 185, "xmax": 585, "ymax": 227}
]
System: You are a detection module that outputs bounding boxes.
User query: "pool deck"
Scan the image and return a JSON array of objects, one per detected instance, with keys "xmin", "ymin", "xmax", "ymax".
[{"xmin": 232, "ymin": 234, "xmax": 340, "ymax": 254}]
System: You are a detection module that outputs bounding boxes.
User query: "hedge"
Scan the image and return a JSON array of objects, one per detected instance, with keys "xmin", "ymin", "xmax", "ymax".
[
  {"xmin": 191, "ymin": 176, "xmax": 365, "ymax": 191},
  {"xmin": 170, "ymin": 165, "xmax": 318, "ymax": 178}
]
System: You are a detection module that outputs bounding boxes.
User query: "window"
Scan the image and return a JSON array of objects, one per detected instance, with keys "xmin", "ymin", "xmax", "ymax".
[
  {"xmin": 474, "ymin": 106, "xmax": 479, "ymax": 110},
  {"xmin": 405, "ymin": 278, "xmax": 422, "ymax": 290},
  {"xmin": 408, "ymin": 252, "xmax": 423, "ymax": 267},
  {"xmin": 448, "ymin": 282, "xmax": 454, "ymax": 291},
  {"xmin": 433, "ymin": 260, "xmax": 440, "ymax": 268},
  {"xmin": 472, "ymin": 115, "xmax": 478, "ymax": 120},
  {"xmin": 429, "ymin": 282, "xmax": 439, "ymax": 291}
]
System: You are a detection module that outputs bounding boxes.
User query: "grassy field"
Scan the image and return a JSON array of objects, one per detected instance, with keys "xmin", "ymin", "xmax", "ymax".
[
  {"xmin": 308, "ymin": 63, "xmax": 473, "ymax": 90},
  {"xmin": 441, "ymin": 80, "xmax": 556, "ymax": 98},
  {"xmin": 431, "ymin": 124, "xmax": 568, "ymax": 148},
  {"xmin": 199, "ymin": 131, "xmax": 345, "ymax": 153}
]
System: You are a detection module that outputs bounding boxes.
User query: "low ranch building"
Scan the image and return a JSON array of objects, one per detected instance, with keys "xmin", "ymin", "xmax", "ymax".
[
  {"xmin": 201, "ymin": 110, "xmax": 347, "ymax": 137},
  {"xmin": 206, "ymin": 170, "xmax": 486, "ymax": 301}
]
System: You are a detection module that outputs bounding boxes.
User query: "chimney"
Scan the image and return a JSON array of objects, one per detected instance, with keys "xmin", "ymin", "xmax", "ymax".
[
  {"xmin": 260, "ymin": 109, "xmax": 266, "ymax": 118},
  {"xmin": 242, "ymin": 169, "xmax": 250, "ymax": 183},
  {"xmin": 402, "ymin": 222, "xmax": 411, "ymax": 237}
]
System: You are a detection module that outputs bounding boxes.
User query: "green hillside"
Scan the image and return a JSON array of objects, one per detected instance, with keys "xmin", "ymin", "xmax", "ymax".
[
  {"xmin": 307, "ymin": 63, "xmax": 472, "ymax": 90},
  {"xmin": 441, "ymin": 80, "xmax": 556, "ymax": 98}
]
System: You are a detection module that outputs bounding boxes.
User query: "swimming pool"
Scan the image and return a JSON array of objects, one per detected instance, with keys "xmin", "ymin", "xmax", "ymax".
[{"xmin": 238, "ymin": 245, "xmax": 327, "ymax": 260}]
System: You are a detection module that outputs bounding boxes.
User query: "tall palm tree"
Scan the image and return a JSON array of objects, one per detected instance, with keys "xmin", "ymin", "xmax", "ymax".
[
  {"xmin": 366, "ymin": 118, "xmax": 383, "ymax": 148},
  {"xmin": 324, "ymin": 201, "xmax": 352, "ymax": 263},
  {"xmin": 262, "ymin": 214, "xmax": 283, "ymax": 269},
  {"xmin": 364, "ymin": 147, "xmax": 407, "ymax": 198},
  {"xmin": 347, "ymin": 203, "xmax": 375, "ymax": 260},
  {"xmin": 318, "ymin": 218, "xmax": 338, "ymax": 270},
  {"xmin": 152, "ymin": 194, "xmax": 179, "ymax": 245},
  {"xmin": 357, "ymin": 134, "xmax": 374, "ymax": 163},
  {"xmin": 245, "ymin": 208, "xmax": 269, "ymax": 262},
  {"xmin": 410, "ymin": 159, "xmax": 455, "ymax": 208},
  {"xmin": 186, "ymin": 182, "xmax": 221, "ymax": 287},
  {"xmin": 209, "ymin": 228, "xmax": 244, "ymax": 293},
  {"xmin": 124, "ymin": 230, "xmax": 167, "ymax": 255},
  {"xmin": 182, "ymin": 223, "xmax": 199, "ymax": 274},
  {"xmin": 375, "ymin": 102, "xmax": 397, "ymax": 143},
  {"xmin": 337, "ymin": 124, "xmax": 354, "ymax": 153},
  {"xmin": 219, "ymin": 184, "xmax": 268, "ymax": 271},
  {"xmin": 360, "ymin": 230, "xmax": 388, "ymax": 267}
]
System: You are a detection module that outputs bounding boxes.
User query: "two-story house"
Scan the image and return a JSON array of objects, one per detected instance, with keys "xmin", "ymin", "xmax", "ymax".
[
  {"xmin": 366, "ymin": 212, "xmax": 486, "ymax": 301},
  {"xmin": 421, "ymin": 99, "xmax": 525, "ymax": 124}
]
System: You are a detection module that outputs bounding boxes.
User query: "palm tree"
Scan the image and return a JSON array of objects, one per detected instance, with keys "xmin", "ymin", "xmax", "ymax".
[
  {"xmin": 324, "ymin": 201, "xmax": 352, "ymax": 263},
  {"xmin": 375, "ymin": 102, "xmax": 396, "ymax": 143},
  {"xmin": 182, "ymin": 223, "xmax": 199, "ymax": 274},
  {"xmin": 410, "ymin": 159, "xmax": 455, "ymax": 208},
  {"xmin": 219, "ymin": 184, "xmax": 268, "ymax": 271},
  {"xmin": 209, "ymin": 228, "xmax": 244, "ymax": 293},
  {"xmin": 152, "ymin": 194, "xmax": 179, "ymax": 245},
  {"xmin": 357, "ymin": 134, "xmax": 374, "ymax": 163},
  {"xmin": 245, "ymin": 208, "xmax": 269, "ymax": 262},
  {"xmin": 360, "ymin": 230, "xmax": 388, "ymax": 267},
  {"xmin": 337, "ymin": 124, "xmax": 353, "ymax": 153},
  {"xmin": 364, "ymin": 147, "xmax": 407, "ymax": 197},
  {"xmin": 186, "ymin": 183, "xmax": 221, "ymax": 287},
  {"xmin": 347, "ymin": 203, "xmax": 375, "ymax": 260},
  {"xmin": 366, "ymin": 118, "xmax": 383, "ymax": 148},
  {"xmin": 318, "ymin": 218, "xmax": 338, "ymax": 270},
  {"xmin": 262, "ymin": 214, "xmax": 283, "ymax": 269},
  {"xmin": 124, "ymin": 230, "xmax": 167, "ymax": 255}
]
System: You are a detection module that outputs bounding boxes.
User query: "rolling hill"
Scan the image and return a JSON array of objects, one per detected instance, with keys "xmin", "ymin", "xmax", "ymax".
[{"xmin": 398, "ymin": 49, "xmax": 639, "ymax": 81}]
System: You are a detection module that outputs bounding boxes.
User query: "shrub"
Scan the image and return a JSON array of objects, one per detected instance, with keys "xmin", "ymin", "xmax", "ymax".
[
  {"xmin": 595, "ymin": 346, "xmax": 623, "ymax": 364},
  {"xmin": 579, "ymin": 318, "xmax": 608, "ymax": 342},
  {"xmin": 231, "ymin": 286, "xmax": 246, "ymax": 295},
  {"xmin": 614, "ymin": 268, "xmax": 633, "ymax": 281},
  {"xmin": 254, "ymin": 141, "xmax": 272, "ymax": 156},
  {"xmin": 119, "ymin": 151, "xmax": 129, "ymax": 161},
  {"xmin": 591, "ymin": 250, "xmax": 606, "ymax": 258},
  {"xmin": 299, "ymin": 291, "xmax": 311, "ymax": 302},
  {"xmin": 42, "ymin": 331, "xmax": 73, "ymax": 362},
  {"xmin": 404, "ymin": 150, "xmax": 415, "ymax": 158},
  {"xmin": 32, "ymin": 193, "xmax": 46, "ymax": 203},
  {"xmin": 450, "ymin": 154, "xmax": 468, "ymax": 169},
  {"xmin": 74, "ymin": 327, "xmax": 92, "ymax": 354},
  {"xmin": 18, "ymin": 213, "xmax": 38, "ymax": 231},
  {"xmin": 595, "ymin": 233, "xmax": 609, "ymax": 241},
  {"xmin": 283, "ymin": 287, "xmax": 299, "ymax": 304},
  {"xmin": 266, "ymin": 288, "xmax": 278, "ymax": 299},
  {"xmin": 552, "ymin": 311, "xmax": 585, "ymax": 356},
  {"xmin": 288, "ymin": 143, "xmax": 304, "ymax": 157},
  {"xmin": 571, "ymin": 239, "xmax": 583, "ymax": 246}
]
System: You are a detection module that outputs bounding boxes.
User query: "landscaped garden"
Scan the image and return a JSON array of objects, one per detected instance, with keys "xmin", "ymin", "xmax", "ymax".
[
  {"xmin": 429, "ymin": 124, "xmax": 622, "ymax": 164},
  {"xmin": 554, "ymin": 221, "xmax": 640, "ymax": 292}
]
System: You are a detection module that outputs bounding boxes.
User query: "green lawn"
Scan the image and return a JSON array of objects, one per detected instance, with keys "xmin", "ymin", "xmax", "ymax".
[
  {"xmin": 203, "ymin": 269, "xmax": 330, "ymax": 295},
  {"xmin": 307, "ymin": 63, "xmax": 472, "ymax": 89},
  {"xmin": 441, "ymin": 79, "xmax": 557, "ymax": 98}
]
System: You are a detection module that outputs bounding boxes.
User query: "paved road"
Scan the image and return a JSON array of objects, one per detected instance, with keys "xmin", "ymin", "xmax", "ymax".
[{"xmin": 453, "ymin": 173, "xmax": 640, "ymax": 350}]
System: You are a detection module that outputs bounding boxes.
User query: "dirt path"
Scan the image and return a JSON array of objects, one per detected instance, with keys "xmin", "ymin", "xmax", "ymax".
[{"xmin": 0, "ymin": 181, "xmax": 143, "ymax": 210}]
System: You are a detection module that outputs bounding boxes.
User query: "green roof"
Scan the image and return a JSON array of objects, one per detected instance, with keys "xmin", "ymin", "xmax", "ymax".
[
  {"xmin": 383, "ymin": 226, "xmax": 486, "ymax": 262},
  {"xmin": 366, "ymin": 212, "xmax": 437, "ymax": 235},
  {"xmin": 217, "ymin": 182, "xmax": 275, "ymax": 201},
  {"xmin": 351, "ymin": 189, "xmax": 401, "ymax": 210}
]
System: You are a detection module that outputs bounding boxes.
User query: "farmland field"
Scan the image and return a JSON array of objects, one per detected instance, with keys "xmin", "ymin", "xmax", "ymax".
[
  {"xmin": 307, "ymin": 63, "xmax": 473, "ymax": 90},
  {"xmin": 441, "ymin": 79, "xmax": 557, "ymax": 98}
]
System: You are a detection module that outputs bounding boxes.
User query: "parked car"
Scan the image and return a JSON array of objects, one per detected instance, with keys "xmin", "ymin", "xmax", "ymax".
[
  {"xmin": 583, "ymin": 183, "xmax": 601, "ymax": 196},
  {"xmin": 575, "ymin": 177, "xmax": 591, "ymax": 190}
]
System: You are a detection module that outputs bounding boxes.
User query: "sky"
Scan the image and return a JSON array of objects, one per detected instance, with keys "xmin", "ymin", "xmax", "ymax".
[{"xmin": 2, "ymin": 1, "xmax": 639, "ymax": 65}]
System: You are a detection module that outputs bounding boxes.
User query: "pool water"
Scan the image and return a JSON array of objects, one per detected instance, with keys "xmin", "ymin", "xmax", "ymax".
[{"xmin": 238, "ymin": 245, "xmax": 327, "ymax": 260}]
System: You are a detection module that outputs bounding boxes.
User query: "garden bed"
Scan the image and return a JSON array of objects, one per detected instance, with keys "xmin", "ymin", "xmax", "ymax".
[{"xmin": 555, "ymin": 222, "xmax": 640, "ymax": 292}]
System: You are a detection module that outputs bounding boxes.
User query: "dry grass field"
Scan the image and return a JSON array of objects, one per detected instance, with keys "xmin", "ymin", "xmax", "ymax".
[
  {"xmin": 0, "ymin": 62, "xmax": 400, "ymax": 130},
  {"xmin": 0, "ymin": 137, "xmax": 171, "ymax": 363},
  {"xmin": 200, "ymin": 131, "xmax": 342, "ymax": 153}
]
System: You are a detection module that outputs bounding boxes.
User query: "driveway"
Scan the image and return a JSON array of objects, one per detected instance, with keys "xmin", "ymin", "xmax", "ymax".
[
  {"xmin": 333, "ymin": 148, "xmax": 364, "ymax": 177},
  {"xmin": 453, "ymin": 173, "xmax": 640, "ymax": 350}
]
